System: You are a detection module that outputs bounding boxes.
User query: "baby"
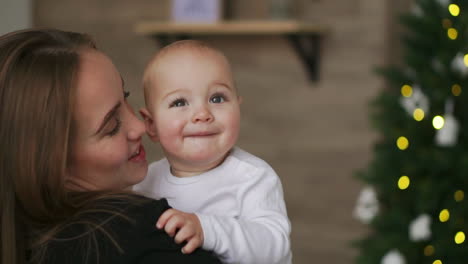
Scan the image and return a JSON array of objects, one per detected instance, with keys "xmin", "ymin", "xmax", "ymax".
[{"xmin": 134, "ymin": 40, "xmax": 291, "ymax": 264}]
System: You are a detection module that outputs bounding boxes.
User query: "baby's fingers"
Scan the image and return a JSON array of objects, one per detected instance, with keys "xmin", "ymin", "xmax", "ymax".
[
  {"xmin": 182, "ymin": 237, "xmax": 202, "ymax": 254},
  {"xmin": 156, "ymin": 209, "xmax": 177, "ymax": 229},
  {"xmin": 164, "ymin": 215, "xmax": 185, "ymax": 237},
  {"xmin": 174, "ymin": 226, "xmax": 194, "ymax": 244}
]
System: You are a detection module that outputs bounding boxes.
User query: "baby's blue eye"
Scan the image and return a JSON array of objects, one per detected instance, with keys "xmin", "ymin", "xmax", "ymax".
[
  {"xmin": 210, "ymin": 95, "xmax": 225, "ymax": 104},
  {"xmin": 170, "ymin": 98, "xmax": 187, "ymax": 108}
]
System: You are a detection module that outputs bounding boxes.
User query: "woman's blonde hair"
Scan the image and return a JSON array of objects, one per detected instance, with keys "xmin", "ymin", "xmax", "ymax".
[{"xmin": 0, "ymin": 28, "xmax": 97, "ymax": 264}]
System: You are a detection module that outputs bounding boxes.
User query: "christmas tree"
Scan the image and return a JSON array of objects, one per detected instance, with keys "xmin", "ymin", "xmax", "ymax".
[{"xmin": 354, "ymin": 0, "xmax": 468, "ymax": 263}]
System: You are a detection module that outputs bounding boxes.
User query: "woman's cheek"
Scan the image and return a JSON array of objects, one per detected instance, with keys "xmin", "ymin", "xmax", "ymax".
[{"xmin": 102, "ymin": 136, "xmax": 131, "ymax": 166}]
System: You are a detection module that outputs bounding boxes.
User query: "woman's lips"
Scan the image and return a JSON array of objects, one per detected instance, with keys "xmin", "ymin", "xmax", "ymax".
[{"xmin": 129, "ymin": 145, "xmax": 146, "ymax": 162}]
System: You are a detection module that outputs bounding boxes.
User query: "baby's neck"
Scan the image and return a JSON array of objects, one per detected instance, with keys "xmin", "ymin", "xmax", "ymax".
[
  {"xmin": 168, "ymin": 151, "xmax": 230, "ymax": 178},
  {"xmin": 170, "ymin": 167, "xmax": 214, "ymax": 177}
]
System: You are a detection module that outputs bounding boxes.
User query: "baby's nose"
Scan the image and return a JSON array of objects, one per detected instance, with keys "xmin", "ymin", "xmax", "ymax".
[{"xmin": 192, "ymin": 107, "xmax": 213, "ymax": 123}]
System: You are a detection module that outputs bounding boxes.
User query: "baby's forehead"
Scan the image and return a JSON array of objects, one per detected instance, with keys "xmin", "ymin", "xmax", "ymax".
[
  {"xmin": 156, "ymin": 43, "xmax": 224, "ymax": 65},
  {"xmin": 143, "ymin": 41, "xmax": 234, "ymax": 96},
  {"xmin": 147, "ymin": 44, "xmax": 230, "ymax": 83}
]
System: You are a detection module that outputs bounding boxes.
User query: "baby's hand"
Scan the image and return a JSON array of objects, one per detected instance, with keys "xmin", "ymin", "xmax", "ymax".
[{"xmin": 156, "ymin": 209, "xmax": 204, "ymax": 254}]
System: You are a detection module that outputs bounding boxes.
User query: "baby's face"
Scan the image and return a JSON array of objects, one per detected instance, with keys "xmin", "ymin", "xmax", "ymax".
[{"xmin": 148, "ymin": 49, "xmax": 240, "ymax": 169}]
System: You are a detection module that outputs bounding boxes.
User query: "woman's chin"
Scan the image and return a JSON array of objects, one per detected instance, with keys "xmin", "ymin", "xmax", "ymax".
[{"xmin": 128, "ymin": 161, "xmax": 149, "ymax": 186}]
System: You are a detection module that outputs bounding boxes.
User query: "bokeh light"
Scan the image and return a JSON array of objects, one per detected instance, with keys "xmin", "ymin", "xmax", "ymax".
[
  {"xmin": 424, "ymin": 245, "xmax": 435, "ymax": 256},
  {"xmin": 397, "ymin": 136, "xmax": 409, "ymax": 150},
  {"xmin": 455, "ymin": 231, "xmax": 465, "ymax": 244},
  {"xmin": 433, "ymin": 116, "xmax": 445, "ymax": 129},
  {"xmin": 439, "ymin": 209, "xmax": 450, "ymax": 222},
  {"xmin": 455, "ymin": 190, "xmax": 464, "ymax": 202},
  {"xmin": 398, "ymin": 176, "xmax": 410, "ymax": 190},
  {"xmin": 413, "ymin": 108, "xmax": 425, "ymax": 121},
  {"xmin": 442, "ymin": 18, "xmax": 452, "ymax": 28},
  {"xmin": 448, "ymin": 28, "xmax": 458, "ymax": 39},
  {"xmin": 449, "ymin": 4, "xmax": 460, "ymax": 16},
  {"xmin": 401, "ymin": 84, "xmax": 413, "ymax": 97},
  {"xmin": 452, "ymin": 84, "xmax": 462, "ymax": 96}
]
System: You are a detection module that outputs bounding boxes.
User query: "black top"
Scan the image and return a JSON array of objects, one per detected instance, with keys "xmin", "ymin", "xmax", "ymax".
[{"xmin": 41, "ymin": 196, "xmax": 221, "ymax": 264}]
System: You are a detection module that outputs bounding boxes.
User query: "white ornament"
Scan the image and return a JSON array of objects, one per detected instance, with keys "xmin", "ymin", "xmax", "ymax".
[
  {"xmin": 409, "ymin": 214, "xmax": 431, "ymax": 241},
  {"xmin": 353, "ymin": 187, "xmax": 379, "ymax": 224},
  {"xmin": 400, "ymin": 85, "xmax": 430, "ymax": 116},
  {"xmin": 436, "ymin": 0, "xmax": 450, "ymax": 7},
  {"xmin": 381, "ymin": 249, "xmax": 406, "ymax": 264},
  {"xmin": 411, "ymin": 4, "xmax": 423, "ymax": 16},
  {"xmin": 451, "ymin": 53, "xmax": 468, "ymax": 76},
  {"xmin": 436, "ymin": 99, "xmax": 459, "ymax": 147},
  {"xmin": 436, "ymin": 114, "xmax": 459, "ymax": 146}
]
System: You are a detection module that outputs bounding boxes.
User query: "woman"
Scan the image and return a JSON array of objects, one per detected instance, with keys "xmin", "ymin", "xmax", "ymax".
[{"xmin": 0, "ymin": 29, "xmax": 221, "ymax": 264}]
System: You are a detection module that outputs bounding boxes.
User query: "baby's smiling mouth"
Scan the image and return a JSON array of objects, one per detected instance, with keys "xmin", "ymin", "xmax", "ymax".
[{"xmin": 185, "ymin": 131, "xmax": 218, "ymax": 137}]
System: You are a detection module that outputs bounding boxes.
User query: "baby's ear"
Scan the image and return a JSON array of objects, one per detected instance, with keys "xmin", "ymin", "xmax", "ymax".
[{"xmin": 139, "ymin": 108, "xmax": 159, "ymax": 142}]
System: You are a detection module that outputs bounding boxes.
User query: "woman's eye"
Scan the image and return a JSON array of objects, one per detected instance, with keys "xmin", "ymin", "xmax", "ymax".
[
  {"xmin": 210, "ymin": 95, "xmax": 225, "ymax": 104},
  {"xmin": 107, "ymin": 118, "xmax": 121, "ymax": 136},
  {"xmin": 170, "ymin": 99, "xmax": 187, "ymax": 108}
]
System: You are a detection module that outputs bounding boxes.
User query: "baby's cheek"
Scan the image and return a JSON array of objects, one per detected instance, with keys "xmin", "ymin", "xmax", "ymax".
[
  {"xmin": 226, "ymin": 113, "xmax": 241, "ymax": 134},
  {"xmin": 162, "ymin": 119, "xmax": 184, "ymax": 137},
  {"xmin": 158, "ymin": 122, "xmax": 184, "ymax": 149}
]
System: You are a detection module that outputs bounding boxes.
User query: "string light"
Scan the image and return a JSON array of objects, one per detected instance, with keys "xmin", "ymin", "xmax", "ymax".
[
  {"xmin": 439, "ymin": 209, "xmax": 450, "ymax": 222},
  {"xmin": 442, "ymin": 18, "xmax": 452, "ymax": 28},
  {"xmin": 424, "ymin": 245, "xmax": 435, "ymax": 256},
  {"xmin": 455, "ymin": 231, "xmax": 465, "ymax": 244},
  {"xmin": 452, "ymin": 84, "xmax": 462, "ymax": 96},
  {"xmin": 448, "ymin": 28, "xmax": 458, "ymax": 40},
  {"xmin": 464, "ymin": 54, "xmax": 468, "ymax": 66},
  {"xmin": 401, "ymin": 84, "xmax": 413, "ymax": 97},
  {"xmin": 449, "ymin": 4, "xmax": 460, "ymax": 16},
  {"xmin": 433, "ymin": 260, "xmax": 442, "ymax": 264},
  {"xmin": 433, "ymin": 116, "xmax": 445, "ymax": 129},
  {"xmin": 413, "ymin": 108, "xmax": 425, "ymax": 121},
  {"xmin": 455, "ymin": 190, "xmax": 464, "ymax": 202},
  {"xmin": 398, "ymin": 176, "xmax": 410, "ymax": 190},
  {"xmin": 397, "ymin": 136, "xmax": 409, "ymax": 150}
]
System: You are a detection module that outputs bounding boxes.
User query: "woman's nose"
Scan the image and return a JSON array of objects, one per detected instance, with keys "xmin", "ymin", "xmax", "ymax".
[
  {"xmin": 125, "ymin": 104, "xmax": 146, "ymax": 140},
  {"xmin": 192, "ymin": 106, "xmax": 214, "ymax": 123}
]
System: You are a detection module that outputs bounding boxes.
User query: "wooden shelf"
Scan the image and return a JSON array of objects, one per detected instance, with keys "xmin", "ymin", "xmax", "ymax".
[
  {"xmin": 135, "ymin": 20, "xmax": 326, "ymax": 35},
  {"xmin": 134, "ymin": 20, "xmax": 328, "ymax": 82}
]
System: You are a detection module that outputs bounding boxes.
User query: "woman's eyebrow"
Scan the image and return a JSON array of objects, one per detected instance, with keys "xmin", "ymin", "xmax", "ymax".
[{"xmin": 95, "ymin": 102, "xmax": 121, "ymax": 135}]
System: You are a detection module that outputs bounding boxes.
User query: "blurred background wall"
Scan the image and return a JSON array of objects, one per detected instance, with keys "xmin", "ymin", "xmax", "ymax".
[
  {"xmin": 1, "ymin": 0, "xmax": 409, "ymax": 263},
  {"xmin": 0, "ymin": 0, "xmax": 31, "ymax": 35}
]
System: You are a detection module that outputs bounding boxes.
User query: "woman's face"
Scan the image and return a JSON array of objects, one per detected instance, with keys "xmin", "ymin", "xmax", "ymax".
[{"xmin": 66, "ymin": 50, "xmax": 147, "ymax": 191}]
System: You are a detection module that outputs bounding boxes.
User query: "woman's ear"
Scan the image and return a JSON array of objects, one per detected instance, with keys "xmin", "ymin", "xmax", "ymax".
[{"xmin": 139, "ymin": 108, "xmax": 159, "ymax": 142}]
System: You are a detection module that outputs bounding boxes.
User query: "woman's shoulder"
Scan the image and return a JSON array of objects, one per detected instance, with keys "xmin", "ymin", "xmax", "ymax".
[
  {"xmin": 40, "ymin": 194, "xmax": 169, "ymax": 263},
  {"xmin": 41, "ymin": 194, "xmax": 220, "ymax": 264}
]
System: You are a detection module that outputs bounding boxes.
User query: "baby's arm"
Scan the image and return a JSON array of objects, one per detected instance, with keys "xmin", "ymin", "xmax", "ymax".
[
  {"xmin": 198, "ymin": 166, "xmax": 291, "ymax": 264},
  {"xmin": 156, "ymin": 209, "xmax": 204, "ymax": 254}
]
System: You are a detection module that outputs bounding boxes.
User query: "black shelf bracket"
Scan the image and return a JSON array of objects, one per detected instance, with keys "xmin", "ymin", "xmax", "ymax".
[{"xmin": 287, "ymin": 33, "xmax": 322, "ymax": 82}]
